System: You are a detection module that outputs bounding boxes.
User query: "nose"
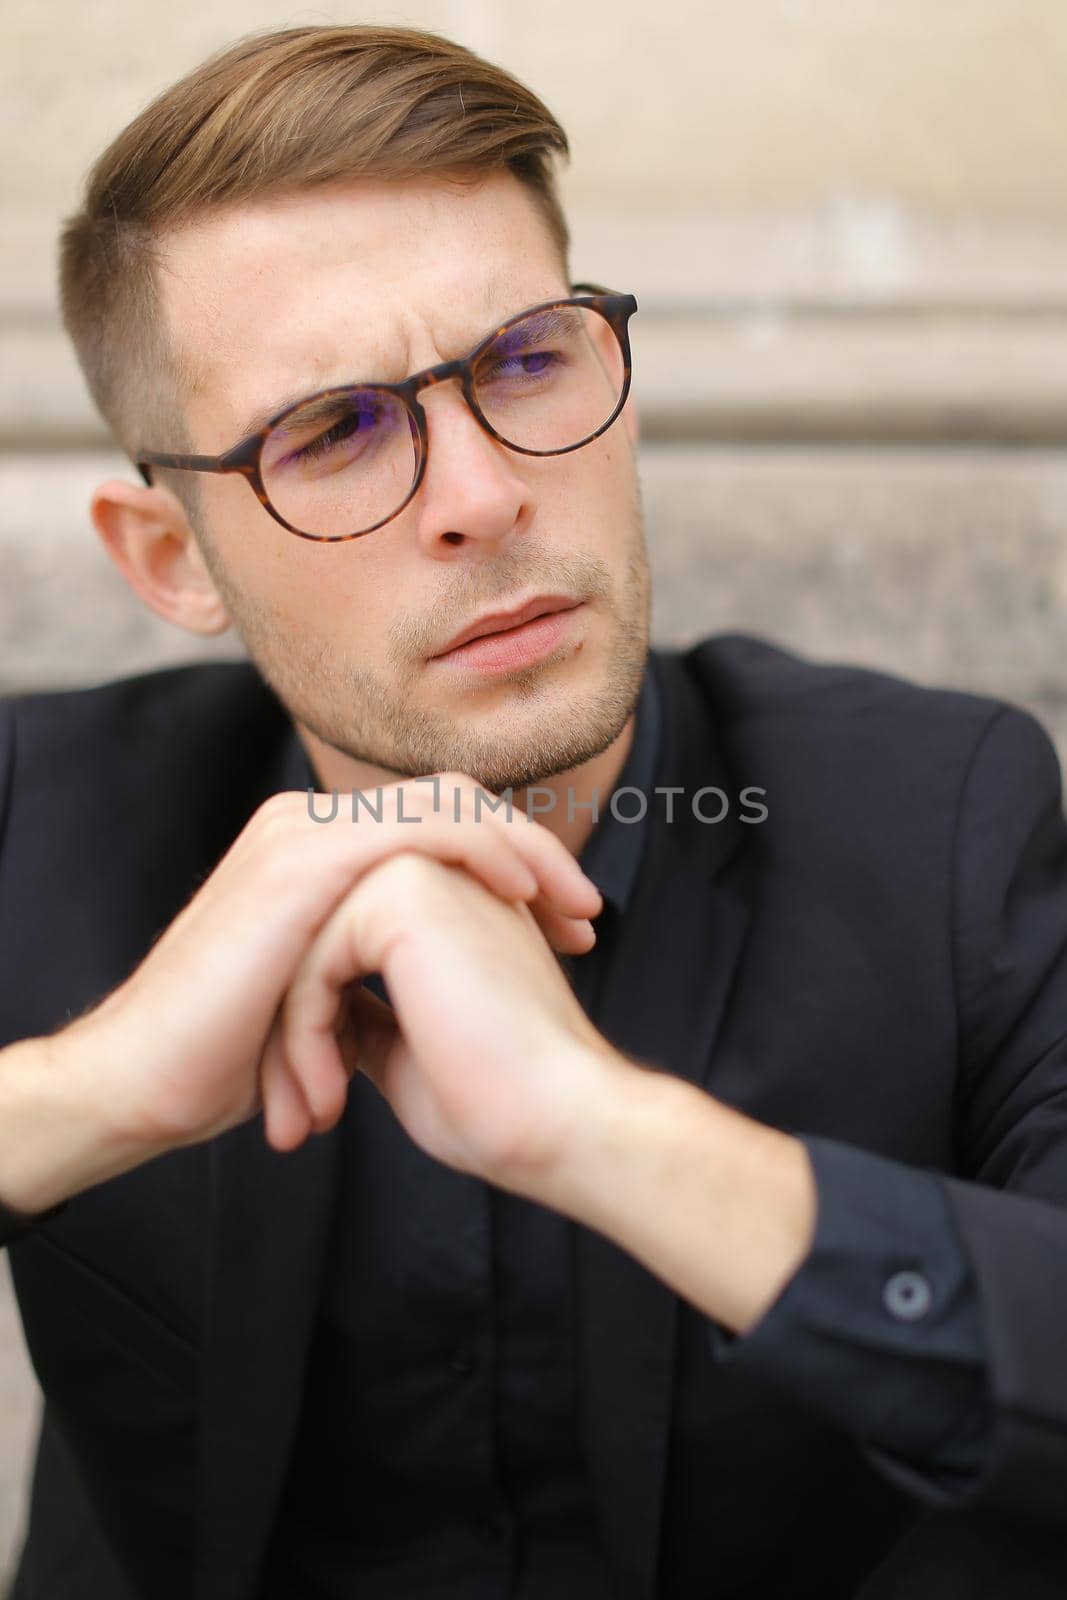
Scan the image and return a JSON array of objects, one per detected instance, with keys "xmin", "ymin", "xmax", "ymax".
[{"xmin": 409, "ymin": 377, "xmax": 531, "ymax": 556}]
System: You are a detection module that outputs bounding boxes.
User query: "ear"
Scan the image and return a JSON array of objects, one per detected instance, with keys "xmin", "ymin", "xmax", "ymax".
[{"xmin": 90, "ymin": 477, "xmax": 232, "ymax": 637}]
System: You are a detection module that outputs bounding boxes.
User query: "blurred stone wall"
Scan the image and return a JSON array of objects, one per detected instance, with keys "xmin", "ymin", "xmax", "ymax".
[{"xmin": 6, "ymin": 0, "xmax": 1067, "ymax": 1586}]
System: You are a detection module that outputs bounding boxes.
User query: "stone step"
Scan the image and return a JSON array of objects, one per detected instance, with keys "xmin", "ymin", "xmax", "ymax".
[
  {"xmin": 8, "ymin": 307, "xmax": 1067, "ymax": 448},
  {"xmin": 4, "ymin": 443, "xmax": 1067, "ymax": 757}
]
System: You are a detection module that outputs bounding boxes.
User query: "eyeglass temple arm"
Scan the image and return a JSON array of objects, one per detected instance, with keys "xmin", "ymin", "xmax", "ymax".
[{"xmin": 136, "ymin": 451, "xmax": 245, "ymax": 485}]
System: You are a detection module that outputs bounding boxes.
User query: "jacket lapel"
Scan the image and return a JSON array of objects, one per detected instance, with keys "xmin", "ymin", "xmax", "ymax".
[
  {"xmin": 196, "ymin": 1120, "xmax": 341, "ymax": 1600},
  {"xmin": 195, "ymin": 719, "xmax": 343, "ymax": 1600},
  {"xmin": 576, "ymin": 649, "xmax": 752, "ymax": 1600}
]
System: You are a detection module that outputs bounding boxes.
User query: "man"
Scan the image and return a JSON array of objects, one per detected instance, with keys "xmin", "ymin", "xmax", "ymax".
[{"xmin": 2, "ymin": 21, "xmax": 1067, "ymax": 1599}]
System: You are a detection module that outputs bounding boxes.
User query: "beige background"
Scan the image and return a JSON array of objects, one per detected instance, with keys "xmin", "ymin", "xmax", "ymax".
[{"xmin": 5, "ymin": 0, "xmax": 1067, "ymax": 1585}]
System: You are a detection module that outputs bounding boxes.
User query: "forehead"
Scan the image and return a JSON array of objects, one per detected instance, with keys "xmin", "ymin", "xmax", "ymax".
[{"xmin": 155, "ymin": 172, "xmax": 568, "ymax": 437}]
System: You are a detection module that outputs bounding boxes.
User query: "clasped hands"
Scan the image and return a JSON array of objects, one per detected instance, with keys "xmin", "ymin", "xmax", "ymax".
[
  {"xmin": 47, "ymin": 772, "xmax": 816, "ymax": 1335},
  {"xmin": 76, "ymin": 773, "xmax": 632, "ymax": 1204}
]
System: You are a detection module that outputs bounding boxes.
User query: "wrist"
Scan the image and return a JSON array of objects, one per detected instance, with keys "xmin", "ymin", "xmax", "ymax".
[
  {"xmin": 538, "ymin": 1055, "xmax": 692, "ymax": 1222},
  {"xmin": 537, "ymin": 1060, "xmax": 817, "ymax": 1335},
  {"xmin": 0, "ymin": 1021, "xmax": 174, "ymax": 1217},
  {"xmin": 480, "ymin": 1037, "xmax": 641, "ymax": 1205}
]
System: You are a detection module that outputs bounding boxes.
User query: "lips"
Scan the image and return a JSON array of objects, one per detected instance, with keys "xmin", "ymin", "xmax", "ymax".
[{"xmin": 433, "ymin": 595, "xmax": 580, "ymax": 657}]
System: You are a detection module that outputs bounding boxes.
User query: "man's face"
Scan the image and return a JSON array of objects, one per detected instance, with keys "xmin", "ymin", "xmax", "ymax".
[{"xmin": 157, "ymin": 171, "xmax": 650, "ymax": 792}]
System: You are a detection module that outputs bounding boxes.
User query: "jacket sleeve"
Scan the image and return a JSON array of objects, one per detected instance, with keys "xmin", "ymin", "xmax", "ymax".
[
  {"xmin": 938, "ymin": 703, "xmax": 1067, "ymax": 1522},
  {"xmin": 707, "ymin": 704, "xmax": 1067, "ymax": 1525},
  {"xmin": 0, "ymin": 700, "xmax": 65, "ymax": 1247},
  {"xmin": 705, "ymin": 1133, "xmax": 993, "ymax": 1495}
]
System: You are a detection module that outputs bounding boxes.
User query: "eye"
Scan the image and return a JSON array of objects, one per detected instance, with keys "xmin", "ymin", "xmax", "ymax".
[
  {"xmin": 479, "ymin": 348, "xmax": 565, "ymax": 392},
  {"xmin": 263, "ymin": 389, "xmax": 405, "ymax": 479},
  {"xmin": 487, "ymin": 349, "xmax": 557, "ymax": 379},
  {"xmin": 292, "ymin": 404, "xmax": 381, "ymax": 463}
]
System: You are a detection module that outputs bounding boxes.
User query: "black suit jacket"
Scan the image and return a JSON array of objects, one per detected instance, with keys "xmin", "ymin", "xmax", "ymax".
[{"xmin": 4, "ymin": 635, "xmax": 1067, "ymax": 1599}]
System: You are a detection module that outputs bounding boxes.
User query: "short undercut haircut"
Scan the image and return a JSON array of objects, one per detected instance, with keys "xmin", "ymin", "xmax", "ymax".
[{"xmin": 58, "ymin": 24, "xmax": 571, "ymax": 499}]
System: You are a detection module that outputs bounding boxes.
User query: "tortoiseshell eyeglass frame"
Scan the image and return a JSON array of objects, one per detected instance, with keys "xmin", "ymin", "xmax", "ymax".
[{"xmin": 135, "ymin": 285, "xmax": 638, "ymax": 544}]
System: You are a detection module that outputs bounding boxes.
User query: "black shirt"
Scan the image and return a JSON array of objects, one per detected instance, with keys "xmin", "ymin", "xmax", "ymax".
[{"xmin": 264, "ymin": 667, "xmax": 663, "ymax": 1598}]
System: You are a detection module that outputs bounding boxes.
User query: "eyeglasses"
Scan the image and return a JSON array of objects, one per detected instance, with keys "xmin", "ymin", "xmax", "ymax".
[{"xmin": 136, "ymin": 285, "xmax": 638, "ymax": 544}]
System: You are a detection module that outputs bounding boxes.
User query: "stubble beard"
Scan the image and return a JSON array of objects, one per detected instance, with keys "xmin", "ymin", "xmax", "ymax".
[{"xmin": 200, "ymin": 499, "xmax": 652, "ymax": 793}]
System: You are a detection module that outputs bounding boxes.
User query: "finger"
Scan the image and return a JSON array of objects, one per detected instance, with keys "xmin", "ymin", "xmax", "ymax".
[
  {"xmin": 247, "ymin": 786, "xmax": 603, "ymax": 959},
  {"xmin": 525, "ymin": 897, "xmax": 599, "ymax": 955},
  {"xmin": 459, "ymin": 792, "xmax": 604, "ymax": 918},
  {"xmin": 288, "ymin": 1002, "xmax": 351, "ymax": 1132},
  {"xmin": 362, "ymin": 776, "xmax": 603, "ymax": 918},
  {"xmin": 260, "ymin": 1015, "xmax": 315, "ymax": 1152},
  {"xmin": 281, "ymin": 917, "xmax": 367, "ymax": 1123},
  {"xmin": 407, "ymin": 817, "xmax": 542, "ymax": 906}
]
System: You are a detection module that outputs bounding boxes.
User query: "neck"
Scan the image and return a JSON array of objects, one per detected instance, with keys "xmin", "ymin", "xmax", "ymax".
[
  {"xmin": 509, "ymin": 716, "xmax": 636, "ymax": 855},
  {"xmin": 296, "ymin": 714, "xmax": 636, "ymax": 859}
]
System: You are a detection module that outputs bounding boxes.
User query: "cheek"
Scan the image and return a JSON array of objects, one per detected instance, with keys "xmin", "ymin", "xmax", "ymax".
[
  {"xmin": 550, "ymin": 430, "xmax": 638, "ymax": 533},
  {"xmin": 204, "ymin": 478, "xmax": 373, "ymax": 621},
  {"xmin": 251, "ymin": 550, "xmax": 376, "ymax": 640}
]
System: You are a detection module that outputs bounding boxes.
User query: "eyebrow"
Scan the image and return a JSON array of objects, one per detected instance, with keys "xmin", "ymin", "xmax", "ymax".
[
  {"xmin": 236, "ymin": 387, "xmax": 328, "ymax": 444},
  {"xmin": 260, "ymin": 389, "xmax": 358, "ymax": 438},
  {"xmin": 492, "ymin": 308, "xmax": 574, "ymax": 350},
  {"xmin": 230, "ymin": 293, "xmax": 571, "ymax": 443}
]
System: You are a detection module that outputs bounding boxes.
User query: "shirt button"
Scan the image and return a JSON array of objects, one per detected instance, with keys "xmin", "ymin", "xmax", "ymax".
[{"xmin": 883, "ymin": 1269, "xmax": 933, "ymax": 1321}]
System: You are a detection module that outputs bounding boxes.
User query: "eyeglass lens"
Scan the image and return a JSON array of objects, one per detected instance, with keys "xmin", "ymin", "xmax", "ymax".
[{"xmin": 257, "ymin": 304, "xmax": 626, "ymax": 537}]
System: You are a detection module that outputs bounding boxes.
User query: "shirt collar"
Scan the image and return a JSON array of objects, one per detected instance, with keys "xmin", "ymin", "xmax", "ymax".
[{"xmin": 576, "ymin": 658, "xmax": 662, "ymax": 918}]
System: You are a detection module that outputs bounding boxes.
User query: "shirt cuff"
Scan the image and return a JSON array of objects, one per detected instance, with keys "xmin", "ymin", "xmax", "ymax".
[{"xmin": 706, "ymin": 1133, "xmax": 993, "ymax": 1497}]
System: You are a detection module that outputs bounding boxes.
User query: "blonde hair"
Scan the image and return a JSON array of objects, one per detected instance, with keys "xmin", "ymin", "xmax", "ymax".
[{"xmin": 58, "ymin": 25, "xmax": 571, "ymax": 467}]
